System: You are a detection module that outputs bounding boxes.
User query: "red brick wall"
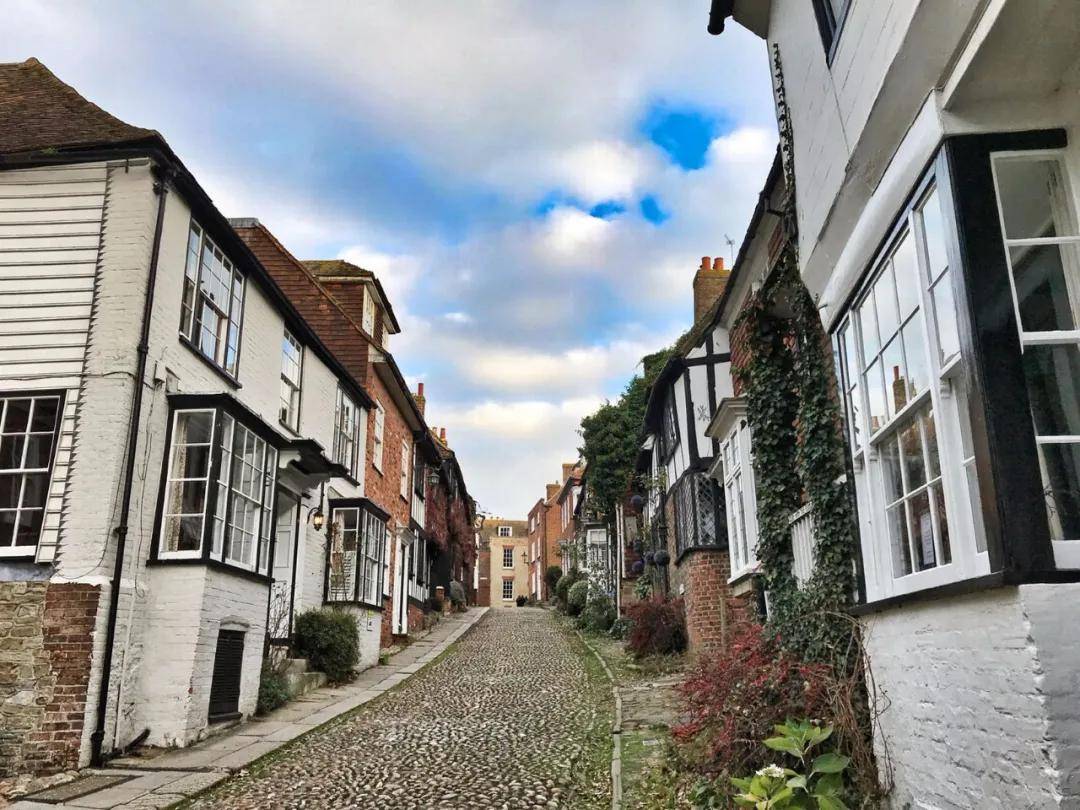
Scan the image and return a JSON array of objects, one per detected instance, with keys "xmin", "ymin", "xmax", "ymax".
[
  {"xmin": 363, "ymin": 371, "xmax": 415, "ymax": 648},
  {"xmin": 0, "ymin": 582, "xmax": 99, "ymax": 780},
  {"xmin": 730, "ymin": 312, "xmax": 753, "ymax": 397},
  {"xmin": 477, "ymin": 544, "xmax": 491, "ymax": 607},
  {"xmin": 681, "ymin": 550, "xmax": 755, "ymax": 656}
]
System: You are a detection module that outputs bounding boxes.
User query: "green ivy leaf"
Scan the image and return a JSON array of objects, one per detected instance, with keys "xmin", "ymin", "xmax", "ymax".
[{"xmin": 810, "ymin": 753, "xmax": 849, "ymax": 775}]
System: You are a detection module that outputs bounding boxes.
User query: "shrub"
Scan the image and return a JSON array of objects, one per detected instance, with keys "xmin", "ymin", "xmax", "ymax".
[
  {"xmin": 609, "ymin": 616, "xmax": 633, "ymax": 640},
  {"xmin": 633, "ymin": 574, "xmax": 652, "ymax": 601},
  {"xmin": 428, "ymin": 594, "xmax": 445, "ymax": 613},
  {"xmin": 625, "ymin": 596, "xmax": 687, "ymax": 659},
  {"xmin": 293, "ymin": 609, "xmax": 359, "ymax": 683},
  {"xmin": 580, "ymin": 594, "xmax": 617, "ymax": 634},
  {"xmin": 555, "ymin": 569, "xmax": 581, "ymax": 608},
  {"xmin": 544, "ymin": 565, "xmax": 563, "ymax": 593},
  {"xmin": 448, "ymin": 580, "xmax": 466, "ymax": 609},
  {"xmin": 566, "ymin": 580, "xmax": 589, "ymax": 616},
  {"xmin": 673, "ymin": 624, "xmax": 831, "ymax": 782},
  {"xmin": 256, "ymin": 665, "xmax": 290, "ymax": 715},
  {"xmin": 515, "ymin": 595, "xmax": 527, "ymax": 607}
]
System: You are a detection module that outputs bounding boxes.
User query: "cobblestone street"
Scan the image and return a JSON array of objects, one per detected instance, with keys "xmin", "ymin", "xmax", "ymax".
[{"xmin": 190, "ymin": 609, "xmax": 613, "ymax": 810}]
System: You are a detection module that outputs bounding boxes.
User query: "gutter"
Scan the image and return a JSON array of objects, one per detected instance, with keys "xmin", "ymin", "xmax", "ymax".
[{"xmin": 91, "ymin": 164, "xmax": 171, "ymax": 766}]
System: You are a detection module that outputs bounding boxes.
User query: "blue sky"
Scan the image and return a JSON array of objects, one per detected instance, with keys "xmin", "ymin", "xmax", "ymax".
[{"xmin": 9, "ymin": 1, "xmax": 776, "ymax": 517}]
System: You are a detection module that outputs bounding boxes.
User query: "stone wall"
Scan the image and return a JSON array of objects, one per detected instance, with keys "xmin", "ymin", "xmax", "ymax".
[{"xmin": 0, "ymin": 582, "xmax": 99, "ymax": 779}]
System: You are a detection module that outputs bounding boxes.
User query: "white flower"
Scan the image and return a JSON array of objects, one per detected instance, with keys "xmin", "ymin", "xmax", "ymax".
[{"xmin": 756, "ymin": 764, "xmax": 786, "ymax": 779}]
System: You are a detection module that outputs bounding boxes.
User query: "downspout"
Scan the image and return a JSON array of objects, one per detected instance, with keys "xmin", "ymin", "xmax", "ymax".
[{"xmin": 91, "ymin": 166, "xmax": 170, "ymax": 767}]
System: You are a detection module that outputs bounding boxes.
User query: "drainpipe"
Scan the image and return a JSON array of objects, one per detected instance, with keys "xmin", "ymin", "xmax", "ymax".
[{"xmin": 90, "ymin": 166, "xmax": 170, "ymax": 767}]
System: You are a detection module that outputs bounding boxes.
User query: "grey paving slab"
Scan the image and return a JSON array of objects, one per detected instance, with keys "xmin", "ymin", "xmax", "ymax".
[{"xmin": 211, "ymin": 741, "xmax": 281, "ymax": 770}]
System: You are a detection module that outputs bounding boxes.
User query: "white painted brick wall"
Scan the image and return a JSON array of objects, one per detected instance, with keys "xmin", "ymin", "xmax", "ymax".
[
  {"xmin": 49, "ymin": 161, "xmax": 377, "ymax": 754},
  {"xmin": 863, "ymin": 584, "xmax": 1080, "ymax": 808}
]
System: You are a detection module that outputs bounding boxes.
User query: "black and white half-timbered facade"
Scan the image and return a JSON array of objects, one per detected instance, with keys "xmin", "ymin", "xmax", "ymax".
[{"xmin": 637, "ymin": 257, "xmax": 735, "ymax": 652}]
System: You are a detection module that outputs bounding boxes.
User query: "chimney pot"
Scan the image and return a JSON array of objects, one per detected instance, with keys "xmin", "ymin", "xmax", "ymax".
[
  {"xmin": 700, "ymin": 256, "xmax": 711, "ymax": 270},
  {"xmin": 440, "ymin": 427, "xmax": 446, "ymax": 441},
  {"xmin": 713, "ymin": 257, "xmax": 724, "ymax": 271},
  {"xmin": 417, "ymin": 382, "xmax": 425, "ymax": 397}
]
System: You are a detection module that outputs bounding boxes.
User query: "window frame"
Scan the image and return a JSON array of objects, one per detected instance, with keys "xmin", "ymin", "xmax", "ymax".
[
  {"xmin": 497, "ymin": 525, "xmax": 512, "ymax": 538},
  {"xmin": 324, "ymin": 498, "xmax": 389, "ymax": 609},
  {"xmin": 279, "ymin": 329, "xmax": 303, "ymax": 433},
  {"xmin": 153, "ymin": 397, "xmax": 281, "ymax": 578},
  {"xmin": 399, "ymin": 438, "xmax": 410, "ymax": 500},
  {"xmin": 720, "ymin": 411, "xmax": 759, "ymax": 581},
  {"xmin": 332, "ymin": 387, "xmax": 362, "ymax": 480},
  {"xmin": 660, "ymin": 394, "xmax": 681, "ymax": 462},
  {"xmin": 671, "ymin": 470, "xmax": 725, "ymax": 561},
  {"xmin": 811, "ymin": 0, "xmax": 851, "ymax": 64},
  {"xmin": 833, "ymin": 166, "xmax": 990, "ymax": 601},
  {"xmin": 372, "ymin": 401, "xmax": 385, "ymax": 472},
  {"xmin": 0, "ymin": 391, "xmax": 64, "ymax": 558},
  {"xmin": 989, "ymin": 148, "xmax": 1080, "ymax": 567},
  {"xmin": 501, "ymin": 577, "xmax": 514, "ymax": 601},
  {"xmin": 179, "ymin": 221, "xmax": 246, "ymax": 381},
  {"xmin": 502, "ymin": 545, "xmax": 514, "ymax": 569}
]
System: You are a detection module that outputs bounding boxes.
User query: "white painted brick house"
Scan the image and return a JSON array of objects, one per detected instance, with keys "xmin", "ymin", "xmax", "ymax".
[
  {"xmin": 710, "ymin": 0, "xmax": 1080, "ymax": 805},
  {"xmin": 0, "ymin": 58, "xmax": 402, "ymax": 774}
]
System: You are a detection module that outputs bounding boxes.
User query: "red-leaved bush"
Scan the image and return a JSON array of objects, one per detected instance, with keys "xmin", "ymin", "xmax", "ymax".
[
  {"xmin": 625, "ymin": 596, "xmax": 687, "ymax": 659},
  {"xmin": 673, "ymin": 623, "xmax": 832, "ymax": 777}
]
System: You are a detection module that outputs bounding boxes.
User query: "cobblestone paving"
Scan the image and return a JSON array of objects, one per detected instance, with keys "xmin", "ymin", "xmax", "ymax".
[{"xmin": 189, "ymin": 608, "xmax": 613, "ymax": 809}]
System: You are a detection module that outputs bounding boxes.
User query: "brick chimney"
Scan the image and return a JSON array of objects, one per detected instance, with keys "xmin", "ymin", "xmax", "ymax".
[
  {"xmin": 561, "ymin": 462, "xmax": 576, "ymax": 483},
  {"xmin": 439, "ymin": 426, "xmax": 447, "ymax": 446},
  {"xmin": 693, "ymin": 256, "xmax": 731, "ymax": 323},
  {"xmin": 546, "ymin": 483, "xmax": 561, "ymax": 502},
  {"xmin": 414, "ymin": 382, "xmax": 425, "ymax": 416}
]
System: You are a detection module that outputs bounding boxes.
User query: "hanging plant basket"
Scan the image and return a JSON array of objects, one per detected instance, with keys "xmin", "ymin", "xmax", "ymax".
[{"xmin": 654, "ymin": 549, "xmax": 670, "ymax": 566}]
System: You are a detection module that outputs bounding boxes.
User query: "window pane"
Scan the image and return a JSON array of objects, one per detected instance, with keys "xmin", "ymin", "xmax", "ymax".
[
  {"xmin": 859, "ymin": 296, "xmax": 880, "ymax": 364},
  {"xmin": 901, "ymin": 312, "xmax": 929, "ymax": 400},
  {"xmin": 1009, "ymin": 243, "xmax": 1079, "ymax": 333},
  {"xmin": 995, "ymin": 157, "xmax": 1077, "ymax": 239},
  {"xmin": 14, "ymin": 509, "xmax": 43, "ymax": 547},
  {"xmin": 899, "ymin": 419, "xmax": 926, "ymax": 491},
  {"xmin": 888, "ymin": 504, "xmax": 912, "ymax": 576},
  {"xmin": 1039, "ymin": 442, "xmax": 1080, "ymax": 542},
  {"xmin": 881, "ymin": 436, "xmax": 903, "ymax": 504},
  {"xmin": 4, "ymin": 399, "xmax": 31, "ymax": 433},
  {"xmin": 932, "ymin": 483, "xmax": 951, "ymax": 564},
  {"xmin": 931, "ymin": 276, "xmax": 960, "ymax": 362},
  {"xmin": 20, "ymin": 473, "xmax": 48, "ymax": 508},
  {"xmin": 924, "ymin": 408, "xmax": 941, "ymax": 480},
  {"xmin": 881, "ymin": 336, "xmax": 906, "ymax": 418},
  {"xmin": 841, "ymin": 325, "xmax": 858, "ymax": 389},
  {"xmin": 909, "ymin": 490, "xmax": 935, "ymax": 570},
  {"xmin": 30, "ymin": 398, "xmax": 58, "ymax": 432},
  {"xmin": 874, "ymin": 265, "xmax": 901, "ymax": 343},
  {"xmin": 24, "ymin": 434, "xmax": 52, "ymax": 469},
  {"xmin": 892, "ymin": 233, "xmax": 920, "ymax": 318},
  {"xmin": 177, "ymin": 410, "xmax": 213, "ymax": 445},
  {"xmin": 0, "ymin": 436, "xmax": 25, "ymax": 469},
  {"xmin": 1023, "ymin": 344, "xmax": 1080, "ymax": 437},
  {"xmin": 920, "ymin": 188, "xmax": 949, "ymax": 283},
  {"xmin": 0, "ymin": 476, "xmax": 19, "ymax": 509},
  {"xmin": 865, "ymin": 359, "xmax": 887, "ymax": 434}
]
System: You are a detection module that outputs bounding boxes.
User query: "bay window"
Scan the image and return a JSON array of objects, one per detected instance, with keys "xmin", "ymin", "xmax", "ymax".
[
  {"xmin": 991, "ymin": 150, "xmax": 1080, "ymax": 566},
  {"xmin": 326, "ymin": 499, "xmax": 388, "ymax": 607},
  {"xmin": 157, "ymin": 402, "xmax": 278, "ymax": 575},
  {"xmin": 0, "ymin": 393, "xmax": 62, "ymax": 555},
  {"xmin": 672, "ymin": 471, "xmax": 724, "ymax": 559},
  {"xmin": 835, "ymin": 173, "xmax": 987, "ymax": 599},
  {"xmin": 180, "ymin": 222, "xmax": 244, "ymax": 379}
]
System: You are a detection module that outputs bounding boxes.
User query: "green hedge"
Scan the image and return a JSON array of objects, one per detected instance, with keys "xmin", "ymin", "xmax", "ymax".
[
  {"xmin": 294, "ymin": 609, "xmax": 359, "ymax": 683},
  {"xmin": 567, "ymin": 579, "xmax": 589, "ymax": 616}
]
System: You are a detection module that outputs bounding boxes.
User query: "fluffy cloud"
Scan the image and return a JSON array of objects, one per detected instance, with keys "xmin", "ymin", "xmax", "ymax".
[{"xmin": 8, "ymin": 1, "xmax": 777, "ymax": 516}]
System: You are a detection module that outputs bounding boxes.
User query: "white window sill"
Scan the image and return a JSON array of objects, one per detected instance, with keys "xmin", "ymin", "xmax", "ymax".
[
  {"xmin": 727, "ymin": 564, "xmax": 761, "ymax": 589},
  {"xmin": 0, "ymin": 548, "xmax": 37, "ymax": 559}
]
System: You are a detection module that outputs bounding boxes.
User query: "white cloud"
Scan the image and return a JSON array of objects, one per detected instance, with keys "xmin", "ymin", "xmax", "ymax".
[
  {"xmin": 536, "ymin": 206, "xmax": 615, "ymax": 265},
  {"xmin": 442, "ymin": 311, "xmax": 473, "ymax": 324}
]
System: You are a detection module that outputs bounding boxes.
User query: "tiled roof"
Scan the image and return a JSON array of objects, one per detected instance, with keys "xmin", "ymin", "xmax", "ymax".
[
  {"xmin": 233, "ymin": 223, "xmax": 375, "ymax": 389},
  {"xmin": 0, "ymin": 58, "xmax": 158, "ymax": 157},
  {"xmin": 303, "ymin": 259, "xmax": 402, "ymax": 334}
]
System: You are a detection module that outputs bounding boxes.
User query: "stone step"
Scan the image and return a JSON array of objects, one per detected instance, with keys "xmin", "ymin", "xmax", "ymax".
[
  {"xmin": 280, "ymin": 657, "xmax": 309, "ymax": 677},
  {"xmin": 285, "ymin": 669, "xmax": 327, "ymax": 698}
]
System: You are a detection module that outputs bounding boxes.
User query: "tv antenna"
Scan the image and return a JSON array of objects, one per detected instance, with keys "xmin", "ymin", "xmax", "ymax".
[{"xmin": 723, "ymin": 234, "xmax": 735, "ymax": 266}]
